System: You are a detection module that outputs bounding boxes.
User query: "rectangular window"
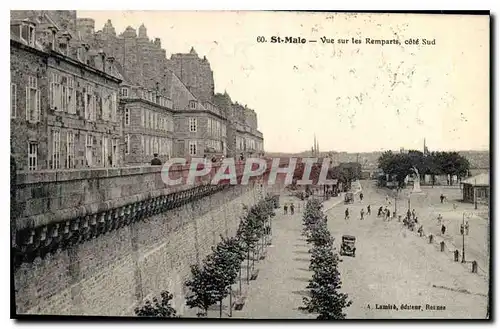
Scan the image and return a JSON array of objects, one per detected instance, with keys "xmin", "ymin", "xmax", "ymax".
[
  {"xmin": 51, "ymin": 130, "xmax": 61, "ymax": 169},
  {"xmin": 50, "ymin": 73, "xmax": 61, "ymax": 111},
  {"xmin": 141, "ymin": 135, "xmax": 145, "ymax": 154},
  {"xmin": 28, "ymin": 142, "xmax": 37, "ymax": 171},
  {"xmin": 67, "ymin": 76, "xmax": 76, "ymax": 114},
  {"xmin": 145, "ymin": 110, "xmax": 149, "ymax": 128},
  {"xmin": 11, "ymin": 83, "xmax": 17, "ymax": 118},
  {"xmin": 125, "ymin": 107, "xmax": 130, "ymax": 126},
  {"xmin": 189, "ymin": 141, "xmax": 197, "ymax": 156},
  {"xmin": 111, "ymin": 92, "xmax": 117, "ymax": 121},
  {"xmin": 126, "ymin": 134, "xmax": 130, "ymax": 154},
  {"xmin": 101, "ymin": 93, "xmax": 109, "ymax": 121},
  {"xmin": 207, "ymin": 118, "xmax": 212, "ymax": 136},
  {"xmin": 85, "ymin": 134, "xmax": 93, "ymax": 167},
  {"xmin": 189, "ymin": 100, "xmax": 196, "ymax": 109},
  {"xmin": 66, "ymin": 131, "xmax": 75, "ymax": 169},
  {"xmin": 85, "ymin": 86, "xmax": 95, "ymax": 121},
  {"xmin": 149, "ymin": 112, "xmax": 154, "ymax": 129},
  {"xmin": 102, "ymin": 136, "xmax": 109, "ymax": 167},
  {"xmin": 120, "ymin": 88, "xmax": 129, "ymax": 97},
  {"xmin": 61, "ymin": 76, "xmax": 68, "ymax": 112},
  {"xmin": 26, "ymin": 76, "xmax": 40, "ymax": 122},
  {"xmin": 141, "ymin": 109, "xmax": 145, "ymax": 127},
  {"xmin": 111, "ymin": 139, "xmax": 118, "ymax": 167},
  {"xmin": 145, "ymin": 136, "xmax": 150, "ymax": 156},
  {"xmin": 189, "ymin": 117, "xmax": 197, "ymax": 132}
]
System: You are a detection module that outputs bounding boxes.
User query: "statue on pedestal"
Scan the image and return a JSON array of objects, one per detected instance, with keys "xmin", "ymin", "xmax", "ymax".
[{"xmin": 410, "ymin": 166, "xmax": 422, "ymax": 193}]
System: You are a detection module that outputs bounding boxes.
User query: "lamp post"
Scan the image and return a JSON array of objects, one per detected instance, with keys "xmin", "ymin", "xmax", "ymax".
[
  {"xmin": 462, "ymin": 212, "xmax": 471, "ymax": 263},
  {"xmin": 474, "ymin": 179, "xmax": 478, "ymax": 210},
  {"xmin": 462, "ymin": 212, "xmax": 466, "ymax": 263}
]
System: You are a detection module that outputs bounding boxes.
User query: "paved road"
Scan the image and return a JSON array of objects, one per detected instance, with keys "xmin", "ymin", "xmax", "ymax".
[
  {"xmin": 230, "ymin": 181, "xmax": 488, "ymax": 319},
  {"xmin": 326, "ymin": 181, "xmax": 488, "ymax": 319}
]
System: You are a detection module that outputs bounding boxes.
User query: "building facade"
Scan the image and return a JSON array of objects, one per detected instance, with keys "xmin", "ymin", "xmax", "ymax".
[
  {"xmin": 11, "ymin": 11, "xmax": 123, "ymax": 172},
  {"xmin": 11, "ymin": 10, "xmax": 264, "ymax": 171}
]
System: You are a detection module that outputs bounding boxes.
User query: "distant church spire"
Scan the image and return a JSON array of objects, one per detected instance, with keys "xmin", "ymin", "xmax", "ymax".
[{"xmin": 423, "ymin": 138, "xmax": 429, "ymax": 156}]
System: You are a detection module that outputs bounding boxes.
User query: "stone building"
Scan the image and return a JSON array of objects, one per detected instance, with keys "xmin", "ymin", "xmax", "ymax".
[
  {"xmin": 10, "ymin": 11, "xmax": 123, "ymax": 171},
  {"xmin": 168, "ymin": 47, "xmax": 215, "ymax": 103},
  {"xmin": 213, "ymin": 92, "xmax": 264, "ymax": 159},
  {"xmin": 169, "ymin": 72, "xmax": 228, "ymax": 159},
  {"xmin": 12, "ymin": 11, "xmax": 264, "ymax": 168},
  {"xmin": 75, "ymin": 19, "xmax": 186, "ymax": 164}
]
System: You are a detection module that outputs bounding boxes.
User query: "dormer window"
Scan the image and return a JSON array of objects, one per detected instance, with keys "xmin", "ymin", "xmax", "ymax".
[
  {"xmin": 59, "ymin": 42, "xmax": 67, "ymax": 56},
  {"xmin": 18, "ymin": 23, "xmax": 35, "ymax": 47},
  {"xmin": 58, "ymin": 32, "xmax": 72, "ymax": 57},
  {"xmin": 189, "ymin": 100, "xmax": 197, "ymax": 109}
]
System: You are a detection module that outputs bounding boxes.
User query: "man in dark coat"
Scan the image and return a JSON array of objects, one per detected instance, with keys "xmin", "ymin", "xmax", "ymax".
[{"xmin": 151, "ymin": 153, "xmax": 162, "ymax": 166}]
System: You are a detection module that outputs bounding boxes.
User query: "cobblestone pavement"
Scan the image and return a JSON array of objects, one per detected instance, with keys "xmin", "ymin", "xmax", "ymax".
[{"xmin": 326, "ymin": 181, "xmax": 488, "ymax": 319}]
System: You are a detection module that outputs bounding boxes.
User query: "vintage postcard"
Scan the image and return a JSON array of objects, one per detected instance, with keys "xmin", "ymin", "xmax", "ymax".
[{"xmin": 10, "ymin": 10, "xmax": 490, "ymax": 319}]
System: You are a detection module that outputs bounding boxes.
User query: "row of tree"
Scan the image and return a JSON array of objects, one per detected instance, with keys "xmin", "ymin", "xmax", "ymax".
[
  {"xmin": 299, "ymin": 199, "xmax": 352, "ymax": 319},
  {"xmin": 134, "ymin": 194, "xmax": 279, "ymax": 318},
  {"xmin": 378, "ymin": 150, "xmax": 470, "ymax": 187}
]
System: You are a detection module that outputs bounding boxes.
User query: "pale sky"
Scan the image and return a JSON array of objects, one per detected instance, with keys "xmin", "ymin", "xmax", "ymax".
[{"xmin": 79, "ymin": 11, "xmax": 490, "ymax": 153}]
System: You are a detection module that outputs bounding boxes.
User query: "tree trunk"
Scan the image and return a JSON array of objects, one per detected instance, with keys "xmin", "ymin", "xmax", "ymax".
[
  {"xmin": 246, "ymin": 249, "xmax": 250, "ymax": 284},
  {"xmin": 252, "ymin": 247, "xmax": 256, "ymax": 271},
  {"xmin": 219, "ymin": 299, "xmax": 223, "ymax": 318},
  {"xmin": 239, "ymin": 264, "xmax": 242, "ymax": 292},
  {"xmin": 229, "ymin": 286, "xmax": 233, "ymax": 317}
]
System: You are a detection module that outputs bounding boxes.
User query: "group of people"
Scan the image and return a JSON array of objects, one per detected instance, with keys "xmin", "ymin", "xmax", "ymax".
[{"xmin": 283, "ymin": 202, "xmax": 298, "ymax": 215}]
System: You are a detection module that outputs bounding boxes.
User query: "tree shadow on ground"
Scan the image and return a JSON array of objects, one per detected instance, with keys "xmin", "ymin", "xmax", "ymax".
[
  {"xmin": 293, "ymin": 250, "xmax": 310, "ymax": 255},
  {"xmin": 292, "ymin": 257, "xmax": 310, "ymax": 262},
  {"xmin": 292, "ymin": 277, "xmax": 310, "ymax": 283},
  {"xmin": 297, "ymin": 267, "xmax": 311, "ymax": 272},
  {"xmin": 292, "ymin": 290, "xmax": 310, "ymax": 297}
]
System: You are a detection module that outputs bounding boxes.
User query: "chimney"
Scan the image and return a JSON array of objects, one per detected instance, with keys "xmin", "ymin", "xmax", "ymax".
[
  {"xmin": 98, "ymin": 49, "xmax": 106, "ymax": 73},
  {"xmin": 106, "ymin": 56, "xmax": 115, "ymax": 74}
]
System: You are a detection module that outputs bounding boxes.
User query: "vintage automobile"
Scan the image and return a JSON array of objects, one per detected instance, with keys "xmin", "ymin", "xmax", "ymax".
[
  {"xmin": 344, "ymin": 192, "xmax": 354, "ymax": 204},
  {"xmin": 340, "ymin": 235, "xmax": 356, "ymax": 257}
]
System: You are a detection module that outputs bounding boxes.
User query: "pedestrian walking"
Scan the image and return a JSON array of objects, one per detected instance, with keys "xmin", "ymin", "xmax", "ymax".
[
  {"xmin": 367, "ymin": 205, "xmax": 371, "ymax": 215},
  {"xmin": 460, "ymin": 224, "xmax": 464, "ymax": 235},
  {"xmin": 441, "ymin": 224, "xmax": 446, "ymax": 235},
  {"xmin": 360, "ymin": 192, "xmax": 364, "ymax": 202},
  {"xmin": 345, "ymin": 208, "xmax": 350, "ymax": 220},
  {"xmin": 440, "ymin": 193, "xmax": 445, "ymax": 204},
  {"xmin": 360, "ymin": 208, "xmax": 365, "ymax": 220},
  {"xmin": 465, "ymin": 221, "xmax": 469, "ymax": 235},
  {"xmin": 377, "ymin": 206, "xmax": 383, "ymax": 217},
  {"xmin": 386, "ymin": 209, "xmax": 390, "ymax": 220},
  {"xmin": 290, "ymin": 203, "xmax": 295, "ymax": 215},
  {"xmin": 284, "ymin": 204, "xmax": 288, "ymax": 215},
  {"xmin": 412, "ymin": 209, "xmax": 416, "ymax": 220},
  {"xmin": 406, "ymin": 209, "xmax": 411, "ymax": 221}
]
